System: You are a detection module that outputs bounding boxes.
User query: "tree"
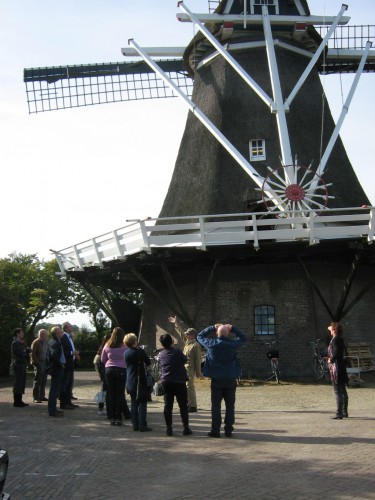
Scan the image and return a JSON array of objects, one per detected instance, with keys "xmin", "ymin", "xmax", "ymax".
[{"xmin": 0, "ymin": 253, "xmax": 78, "ymax": 373}]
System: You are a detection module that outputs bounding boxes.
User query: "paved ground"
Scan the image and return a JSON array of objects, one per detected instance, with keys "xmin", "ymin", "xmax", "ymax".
[{"xmin": 1, "ymin": 371, "xmax": 375, "ymax": 500}]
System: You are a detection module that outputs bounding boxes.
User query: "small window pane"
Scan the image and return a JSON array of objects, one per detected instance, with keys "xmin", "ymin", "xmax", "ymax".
[
  {"xmin": 249, "ymin": 139, "xmax": 266, "ymax": 161},
  {"xmin": 254, "ymin": 305, "xmax": 275, "ymax": 335}
]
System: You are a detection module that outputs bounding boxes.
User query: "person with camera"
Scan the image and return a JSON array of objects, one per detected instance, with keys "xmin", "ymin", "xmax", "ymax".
[{"xmin": 197, "ymin": 323, "xmax": 247, "ymax": 438}]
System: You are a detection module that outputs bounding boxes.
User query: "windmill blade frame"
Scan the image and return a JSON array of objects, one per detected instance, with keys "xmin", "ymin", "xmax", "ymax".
[{"xmin": 24, "ymin": 59, "xmax": 193, "ymax": 114}]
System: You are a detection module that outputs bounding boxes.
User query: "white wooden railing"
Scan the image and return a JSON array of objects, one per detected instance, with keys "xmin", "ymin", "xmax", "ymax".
[{"xmin": 51, "ymin": 207, "xmax": 375, "ymax": 274}]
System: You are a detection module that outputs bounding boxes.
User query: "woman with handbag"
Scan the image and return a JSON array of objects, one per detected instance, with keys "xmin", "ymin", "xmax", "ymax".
[
  {"xmin": 101, "ymin": 327, "xmax": 128, "ymax": 426},
  {"xmin": 124, "ymin": 333, "xmax": 152, "ymax": 432}
]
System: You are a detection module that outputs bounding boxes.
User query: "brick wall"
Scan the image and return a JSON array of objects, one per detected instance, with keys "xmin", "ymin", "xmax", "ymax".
[{"xmin": 139, "ymin": 261, "xmax": 375, "ymax": 378}]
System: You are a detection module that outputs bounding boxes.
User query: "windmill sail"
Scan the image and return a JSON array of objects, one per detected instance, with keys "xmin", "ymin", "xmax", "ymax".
[
  {"xmin": 156, "ymin": 1, "xmax": 373, "ymax": 217},
  {"xmin": 24, "ymin": 59, "xmax": 193, "ymax": 114}
]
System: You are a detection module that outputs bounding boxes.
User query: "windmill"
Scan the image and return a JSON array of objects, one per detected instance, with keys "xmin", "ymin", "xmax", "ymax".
[{"xmin": 24, "ymin": 1, "xmax": 375, "ymax": 377}]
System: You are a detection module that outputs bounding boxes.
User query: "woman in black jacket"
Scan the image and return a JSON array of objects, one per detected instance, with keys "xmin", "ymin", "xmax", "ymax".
[
  {"xmin": 124, "ymin": 333, "xmax": 152, "ymax": 432},
  {"xmin": 327, "ymin": 322, "xmax": 349, "ymax": 419}
]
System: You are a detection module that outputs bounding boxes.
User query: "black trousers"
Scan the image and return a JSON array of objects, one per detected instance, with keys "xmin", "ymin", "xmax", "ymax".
[
  {"xmin": 211, "ymin": 378, "xmax": 237, "ymax": 434},
  {"xmin": 332, "ymin": 382, "xmax": 348, "ymax": 416},
  {"xmin": 13, "ymin": 362, "xmax": 27, "ymax": 395},
  {"xmin": 105, "ymin": 367, "xmax": 126, "ymax": 421},
  {"xmin": 60, "ymin": 367, "xmax": 74, "ymax": 406},
  {"xmin": 162, "ymin": 381, "xmax": 189, "ymax": 430}
]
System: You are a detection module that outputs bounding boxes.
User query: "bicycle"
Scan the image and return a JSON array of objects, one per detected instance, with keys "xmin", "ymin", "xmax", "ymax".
[
  {"xmin": 310, "ymin": 339, "xmax": 330, "ymax": 382},
  {"xmin": 264, "ymin": 341, "xmax": 280, "ymax": 384},
  {"xmin": 140, "ymin": 345, "xmax": 162, "ymax": 382}
]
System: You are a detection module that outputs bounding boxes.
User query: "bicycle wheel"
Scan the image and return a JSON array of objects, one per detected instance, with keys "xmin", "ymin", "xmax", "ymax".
[
  {"xmin": 271, "ymin": 359, "xmax": 280, "ymax": 384},
  {"xmin": 312, "ymin": 356, "xmax": 321, "ymax": 379},
  {"xmin": 322, "ymin": 358, "xmax": 331, "ymax": 383},
  {"xmin": 274, "ymin": 366, "xmax": 280, "ymax": 384}
]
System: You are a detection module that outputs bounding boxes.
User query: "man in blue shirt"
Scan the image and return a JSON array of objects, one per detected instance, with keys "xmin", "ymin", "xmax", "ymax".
[{"xmin": 197, "ymin": 323, "xmax": 247, "ymax": 438}]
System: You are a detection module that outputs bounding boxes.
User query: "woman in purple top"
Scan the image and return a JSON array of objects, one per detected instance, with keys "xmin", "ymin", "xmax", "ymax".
[
  {"xmin": 159, "ymin": 333, "xmax": 192, "ymax": 437},
  {"xmin": 101, "ymin": 327, "xmax": 127, "ymax": 426}
]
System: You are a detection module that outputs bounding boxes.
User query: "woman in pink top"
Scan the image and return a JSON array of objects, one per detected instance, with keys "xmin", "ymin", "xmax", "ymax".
[{"xmin": 101, "ymin": 327, "xmax": 127, "ymax": 426}]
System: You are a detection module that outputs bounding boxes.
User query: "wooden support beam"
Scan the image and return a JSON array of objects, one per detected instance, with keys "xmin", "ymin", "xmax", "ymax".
[
  {"xmin": 79, "ymin": 282, "xmax": 120, "ymax": 325},
  {"xmin": 334, "ymin": 252, "xmax": 362, "ymax": 321},
  {"xmin": 298, "ymin": 257, "xmax": 334, "ymax": 319},
  {"xmin": 159, "ymin": 260, "xmax": 194, "ymax": 326},
  {"xmin": 129, "ymin": 267, "xmax": 189, "ymax": 325},
  {"xmin": 341, "ymin": 279, "xmax": 375, "ymax": 319},
  {"xmin": 192, "ymin": 259, "xmax": 220, "ymax": 325}
]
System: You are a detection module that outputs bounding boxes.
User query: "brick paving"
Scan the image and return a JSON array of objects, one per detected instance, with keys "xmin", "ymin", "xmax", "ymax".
[{"xmin": 1, "ymin": 372, "xmax": 375, "ymax": 500}]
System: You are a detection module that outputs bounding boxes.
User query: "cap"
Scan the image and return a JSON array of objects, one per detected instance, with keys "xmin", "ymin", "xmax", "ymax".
[{"xmin": 185, "ymin": 328, "xmax": 197, "ymax": 336}]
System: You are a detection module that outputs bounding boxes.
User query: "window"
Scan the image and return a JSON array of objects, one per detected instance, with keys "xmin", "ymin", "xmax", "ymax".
[
  {"xmin": 250, "ymin": 0, "xmax": 279, "ymax": 15},
  {"xmin": 254, "ymin": 305, "xmax": 275, "ymax": 335},
  {"xmin": 249, "ymin": 139, "xmax": 266, "ymax": 161}
]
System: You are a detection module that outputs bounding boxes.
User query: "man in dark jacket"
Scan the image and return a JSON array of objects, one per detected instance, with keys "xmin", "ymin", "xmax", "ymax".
[
  {"xmin": 47, "ymin": 326, "xmax": 65, "ymax": 417},
  {"xmin": 60, "ymin": 322, "xmax": 79, "ymax": 409},
  {"xmin": 11, "ymin": 328, "xmax": 31, "ymax": 407},
  {"xmin": 197, "ymin": 323, "xmax": 247, "ymax": 438}
]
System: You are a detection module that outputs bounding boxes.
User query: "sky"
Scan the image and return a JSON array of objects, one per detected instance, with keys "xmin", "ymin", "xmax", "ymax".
[{"xmin": 1, "ymin": 0, "xmax": 374, "ymax": 326}]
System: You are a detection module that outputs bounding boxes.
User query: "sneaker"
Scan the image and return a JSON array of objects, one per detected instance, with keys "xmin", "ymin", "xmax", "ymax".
[
  {"xmin": 225, "ymin": 431, "xmax": 233, "ymax": 437},
  {"xmin": 331, "ymin": 415, "xmax": 343, "ymax": 420},
  {"xmin": 41, "ymin": 397, "xmax": 48, "ymax": 402},
  {"xmin": 183, "ymin": 427, "xmax": 193, "ymax": 435},
  {"xmin": 34, "ymin": 400, "xmax": 42, "ymax": 403},
  {"xmin": 207, "ymin": 431, "xmax": 221, "ymax": 438},
  {"xmin": 166, "ymin": 428, "xmax": 173, "ymax": 436},
  {"xmin": 139, "ymin": 427, "xmax": 153, "ymax": 432}
]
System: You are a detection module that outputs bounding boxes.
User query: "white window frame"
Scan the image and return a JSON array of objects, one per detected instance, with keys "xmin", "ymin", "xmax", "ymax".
[
  {"xmin": 249, "ymin": 139, "xmax": 266, "ymax": 161},
  {"xmin": 250, "ymin": 0, "xmax": 279, "ymax": 15},
  {"xmin": 254, "ymin": 305, "xmax": 276, "ymax": 336}
]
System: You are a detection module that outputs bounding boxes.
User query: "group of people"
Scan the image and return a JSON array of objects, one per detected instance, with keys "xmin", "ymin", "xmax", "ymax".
[
  {"xmin": 11, "ymin": 319, "xmax": 349, "ymax": 435},
  {"xmin": 11, "ymin": 322, "xmax": 80, "ymax": 416}
]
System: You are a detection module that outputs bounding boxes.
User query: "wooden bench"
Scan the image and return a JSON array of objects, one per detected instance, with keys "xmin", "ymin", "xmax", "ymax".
[{"xmin": 346, "ymin": 343, "xmax": 375, "ymax": 379}]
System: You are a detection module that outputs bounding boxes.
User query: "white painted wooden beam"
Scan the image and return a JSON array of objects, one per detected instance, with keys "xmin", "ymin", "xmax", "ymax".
[{"xmin": 176, "ymin": 13, "xmax": 351, "ymax": 26}]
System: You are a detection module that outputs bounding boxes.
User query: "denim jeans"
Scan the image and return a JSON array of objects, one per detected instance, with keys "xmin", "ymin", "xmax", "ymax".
[
  {"xmin": 130, "ymin": 392, "xmax": 147, "ymax": 429},
  {"xmin": 210, "ymin": 378, "xmax": 237, "ymax": 434},
  {"xmin": 48, "ymin": 368, "xmax": 64, "ymax": 415}
]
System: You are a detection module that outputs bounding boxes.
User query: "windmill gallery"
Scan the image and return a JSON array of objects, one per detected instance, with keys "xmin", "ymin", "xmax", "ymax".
[{"xmin": 24, "ymin": 0, "xmax": 375, "ymax": 378}]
